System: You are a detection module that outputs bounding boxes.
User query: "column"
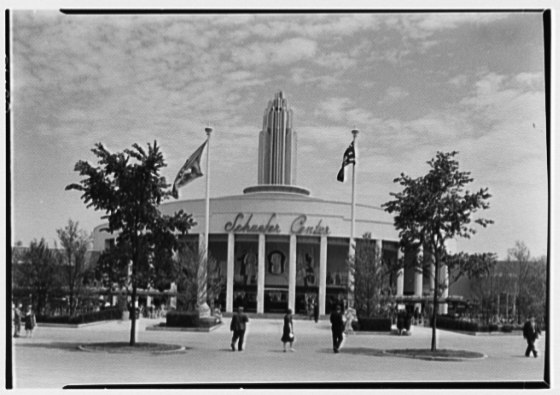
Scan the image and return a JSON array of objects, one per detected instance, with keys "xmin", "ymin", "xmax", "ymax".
[
  {"xmin": 257, "ymin": 234, "xmax": 266, "ymax": 314},
  {"xmin": 318, "ymin": 236, "xmax": 328, "ymax": 316},
  {"xmin": 414, "ymin": 267, "xmax": 423, "ymax": 297},
  {"xmin": 438, "ymin": 264, "xmax": 449, "ymax": 314},
  {"xmin": 226, "ymin": 233, "xmax": 235, "ymax": 313},
  {"xmin": 429, "ymin": 263, "xmax": 435, "ymax": 293},
  {"xmin": 396, "ymin": 249, "xmax": 404, "ymax": 296},
  {"xmin": 288, "ymin": 234, "xmax": 297, "ymax": 312},
  {"xmin": 414, "ymin": 248, "xmax": 423, "ymax": 312}
]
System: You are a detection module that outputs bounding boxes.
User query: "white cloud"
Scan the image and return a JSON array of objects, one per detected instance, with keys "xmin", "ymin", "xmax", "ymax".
[{"xmin": 378, "ymin": 86, "xmax": 409, "ymax": 105}]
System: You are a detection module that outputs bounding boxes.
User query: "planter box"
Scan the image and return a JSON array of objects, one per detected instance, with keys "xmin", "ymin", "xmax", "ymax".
[
  {"xmin": 166, "ymin": 311, "xmax": 219, "ymax": 328},
  {"xmin": 353, "ymin": 317, "xmax": 392, "ymax": 332}
]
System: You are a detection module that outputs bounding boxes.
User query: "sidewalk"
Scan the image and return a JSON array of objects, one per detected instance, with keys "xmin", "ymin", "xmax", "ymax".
[{"xmin": 12, "ymin": 317, "xmax": 546, "ymax": 388}]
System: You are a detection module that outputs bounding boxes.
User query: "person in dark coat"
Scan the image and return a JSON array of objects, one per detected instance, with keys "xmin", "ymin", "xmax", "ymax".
[
  {"xmin": 13, "ymin": 303, "xmax": 22, "ymax": 338},
  {"xmin": 330, "ymin": 305, "xmax": 345, "ymax": 353},
  {"xmin": 523, "ymin": 316, "xmax": 541, "ymax": 358},
  {"xmin": 396, "ymin": 309, "xmax": 406, "ymax": 335},
  {"xmin": 230, "ymin": 306, "xmax": 249, "ymax": 351},
  {"xmin": 24, "ymin": 305, "xmax": 36, "ymax": 338},
  {"xmin": 313, "ymin": 300, "xmax": 319, "ymax": 323},
  {"xmin": 281, "ymin": 309, "xmax": 295, "ymax": 352}
]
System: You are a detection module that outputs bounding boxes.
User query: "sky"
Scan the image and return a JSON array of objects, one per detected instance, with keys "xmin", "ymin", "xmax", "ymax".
[{"xmin": 9, "ymin": 10, "xmax": 549, "ymax": 260}]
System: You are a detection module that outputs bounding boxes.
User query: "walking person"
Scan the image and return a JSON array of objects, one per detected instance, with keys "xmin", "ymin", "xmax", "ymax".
[
  {"xmin": 13, "ymin": 303, "xmax": 22, "ymax": 338},
  {"xmin": 523, "ymin": 316, "xmax": 541, "ymax": 358},
  {"xmin": 330, "ymin": 305, "xmax": 345, "ymax": 353},
  {"xmin": 313, "ymin": 300, "xmax": 319, "ymax": 323},
  {"xmin": 230, "ymin": 306, "xmax": 249, "ymax": 351},
  {"xmin": 24, "ymin": 305, "xmax": 36, "ymax": 338},
  {"xmin": 344, "ymin": 307, "xmax": 356, "ymax": 334},
  {"xmin": 281, "ymin": 308, "xmax": 295, "ymax": 352}
]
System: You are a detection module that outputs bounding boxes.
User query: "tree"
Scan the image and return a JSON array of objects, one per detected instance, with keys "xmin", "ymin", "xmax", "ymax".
[
  {"xmin": 506, "ymin": 241, "xmax": 531, "ymax": 322},
  {"xmin": 347, "ymin": 233, "xmax": 397, "ymax": 318},
  {"xmin": 383, "ymin": 151, "xmax": 493, "ymax": 351},
  {"xmin": 56, "ymin": 219, "xmax": 92, "ymax": 316},
  {"xmin": 66, "ymin": 141, "xmax": 195, "ymax": 345},
  {"xmin": 518, "ymin": 255, "xmax": 546, "ymax": 323},
  {"xmin": 505, "ymin": 242, "xmax": 546, "ymax": 323},
  {"xmin": 12, "ymin": 239, "xmax": 62, "ymax": 315},
  {"xmin": 446, "ymin": 252, "xmax": 498, "ymax": 324}
]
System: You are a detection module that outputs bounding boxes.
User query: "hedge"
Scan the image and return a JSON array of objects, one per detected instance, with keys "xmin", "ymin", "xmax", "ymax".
[
  {"xmin": 166, "ymin": 311, "xmax": 219, "ymax": 328},
  {"xmin": 434, "ymin": 316, "xmax": 507, "ymax": 332},
  {"xmin": 353, "ymin": 317, "xmax": 392, "ymax": 332},
  {"xmin": 37, "ymin": 307, "xmax": 122, "ymax": 325}
]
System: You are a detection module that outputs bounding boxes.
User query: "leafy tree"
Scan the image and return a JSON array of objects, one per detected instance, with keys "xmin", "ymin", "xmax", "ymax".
[
  {"xmin": 12, "ymin": 239, "xmax": 62, "ymax": 315},
  {"xmin": 56, "ymin": 219, "xmax": 92, "ymax": 316},
  {"xmin": 347, "ymin": 233, "xmax": 397, "ymax": 318},
  {"xmin": 446, "ymin": 252, "xmax": 498, "ymax": 288},
  {"xmin": 66, "ymin": 141, "xmax": 195, "ymax": 345},
  {"xmin": 383, "ymin": 151, "xmax": 493, "ymax": 351}
]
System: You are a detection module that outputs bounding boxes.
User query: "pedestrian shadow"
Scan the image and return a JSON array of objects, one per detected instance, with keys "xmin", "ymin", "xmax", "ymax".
[{"xmin": 318, "ymin": 347, "xmax": 387, "ymax": 357}]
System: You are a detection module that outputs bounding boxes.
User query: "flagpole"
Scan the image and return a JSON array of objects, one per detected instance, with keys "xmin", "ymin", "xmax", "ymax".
[
  {"xmin": 199, "ymin": 126, "xmax": 213, "ymax": 318},
  {"xmin": 204, "ymin": 126, "xmax": 212, "ymax": 263},
  {"xmin": 350, "ymin": 128, "xmax": 359, "ymax": 252},
  {"xmin": 349, "ymin": 128, "xmax": 359, "ymax": 309}
]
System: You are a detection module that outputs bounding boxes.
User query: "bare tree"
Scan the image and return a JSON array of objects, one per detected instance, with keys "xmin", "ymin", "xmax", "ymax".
[{"xmin": 56, "ymin": 219, "xmax": 92, "ymax": 316}]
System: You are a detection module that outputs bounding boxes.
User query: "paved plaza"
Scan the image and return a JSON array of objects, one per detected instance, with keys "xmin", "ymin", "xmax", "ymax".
[{"xmin": 11, "ymin": 317, "xmax": 546, "ymax": 388}]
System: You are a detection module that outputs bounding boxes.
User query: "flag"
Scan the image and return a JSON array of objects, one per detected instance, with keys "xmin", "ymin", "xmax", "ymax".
[
  {"xmin": 172, "ymin": 140, "xmax": 207, "ymax": 198},
  {"xmin": 337, "ymin": 141, "xmax": 356, "ymax": 182}
]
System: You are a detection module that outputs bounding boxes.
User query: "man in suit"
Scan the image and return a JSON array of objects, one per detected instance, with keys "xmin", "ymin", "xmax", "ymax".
[
  {"xmin": 523, "ymin": 316, "xmax": 541, "ymax": 358},
  {"xmin": 330, "ymin": 304, "xmax": 345, "ymax": 353},
  {"xmin": 230, "ymin": 306, "xmax": 249, "ymax": 351}
]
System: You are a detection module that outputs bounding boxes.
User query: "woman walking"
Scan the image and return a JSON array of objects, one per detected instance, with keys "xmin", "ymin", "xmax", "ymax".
[
  {"xmin": 281, "ymin": 309, "xmax": 295, "ymax": 352},
  {"xmin": 24, "ymin": 305, "xmax": 36, "ymax": 338}
]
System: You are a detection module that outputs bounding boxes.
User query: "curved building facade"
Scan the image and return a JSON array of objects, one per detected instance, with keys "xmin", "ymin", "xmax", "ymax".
[{"xmin": 93, "ymin": 92, "xmax": 434, "ymax": 316}]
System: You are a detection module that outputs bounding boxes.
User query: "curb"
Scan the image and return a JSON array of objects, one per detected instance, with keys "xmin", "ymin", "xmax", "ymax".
[
  {"xmin": 37, "ymin": 320, "xmax": 120, "ymax": 329},
  {"xmin": 382, "ymin": 350, "xmax": 488, "ymax": 362},
  {"xmin": 146, "ymin": 323, "xmax": 222, "ymax": 333},
  {"xmin": 77, "ymin": 344, "xmax": 187, "ymax": 354}
]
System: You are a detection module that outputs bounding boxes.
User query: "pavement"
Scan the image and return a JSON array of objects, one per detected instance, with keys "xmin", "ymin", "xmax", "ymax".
[{"xmin": 11, "ymin": 317, "xmax": 546, "ymax": 388}]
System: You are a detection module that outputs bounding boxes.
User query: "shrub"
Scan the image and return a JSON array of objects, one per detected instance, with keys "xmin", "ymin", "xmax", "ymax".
[
  {"xmin": 434, "ymin": 316, "xmax": 480, "ymax": 332},
  {"xmin": 37, "ymin": 307, "xmax": 122, "ymax": 324},
  {"xmin": 354, "ymin": 317, "xmax": 392, "ymax": 332},
  {"xmin": 166, "ymin": 311, "xmax": 219, "ymax": 328},
  {"xmin": 501, "ymin": 325, "xmax": 513, "ymax": 332}
]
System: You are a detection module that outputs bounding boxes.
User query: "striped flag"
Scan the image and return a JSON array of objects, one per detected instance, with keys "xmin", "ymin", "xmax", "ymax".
[
  {"xmin": 172, "ymin": 140, "xmax": 207, "ymax": 198},
  {"xmin": 336, "ymin": 141, "xmax": 356, "ymax": 182}
]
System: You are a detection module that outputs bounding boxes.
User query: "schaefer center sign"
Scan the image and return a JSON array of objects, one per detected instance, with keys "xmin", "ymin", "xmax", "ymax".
[{"xmin": 224, "ymin": 213, "xmax": 331, "ymax": 236}]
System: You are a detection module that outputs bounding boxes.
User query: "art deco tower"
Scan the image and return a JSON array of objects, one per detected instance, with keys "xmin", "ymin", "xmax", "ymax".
[{"xmin": 257, "ymin": 91, "xmax": 297, "ymax": 185}]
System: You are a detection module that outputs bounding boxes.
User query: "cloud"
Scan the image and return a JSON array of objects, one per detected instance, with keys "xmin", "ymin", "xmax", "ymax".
[
  {"xmin": 231, "ymin": 37, "xmax": 317, "ymax": 68},
  {"xmin": 378, "ymin": 86, "xmax": 409, "ymax": 105}
]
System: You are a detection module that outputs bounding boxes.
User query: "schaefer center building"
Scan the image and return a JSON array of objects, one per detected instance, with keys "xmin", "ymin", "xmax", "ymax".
[{"xmin": 93, "ymin": 92, "xmax": 446, "ymax": 316}]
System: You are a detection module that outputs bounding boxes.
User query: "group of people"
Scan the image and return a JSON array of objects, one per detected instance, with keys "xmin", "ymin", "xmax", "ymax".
[
  {"xmin": 228, "ymin": 304, "xmax": 351, "ymax": 354},
  {"xmin": 12, "ymin": 303, "xmax": 36, "ymax": 338},
  {"xmin": 229, "ymin": 306, "xmax": 543, "ymax": 358}
]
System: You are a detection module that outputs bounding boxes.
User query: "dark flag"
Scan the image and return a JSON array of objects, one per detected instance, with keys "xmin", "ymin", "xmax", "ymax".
[
  {"xmin": 337, "ymin": 141, "xmax": 356, "ymax": 182},
  {"xmin": 172, "ymin": 140, "xmax": 207, "ymax": 198}
]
